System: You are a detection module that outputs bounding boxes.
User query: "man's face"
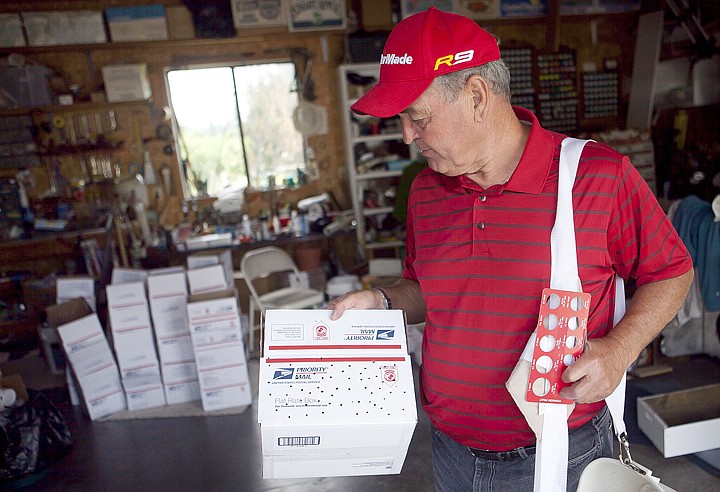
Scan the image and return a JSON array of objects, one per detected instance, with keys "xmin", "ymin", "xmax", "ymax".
[{"xmin": 398, "ymin": 82, "xmax": 480, "ymax": 177}]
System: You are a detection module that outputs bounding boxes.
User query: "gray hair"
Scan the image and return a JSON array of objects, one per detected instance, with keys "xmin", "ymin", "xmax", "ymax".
[{"xmin": 432, "ymin": 59, "xmax": 512, "ymax": 102}]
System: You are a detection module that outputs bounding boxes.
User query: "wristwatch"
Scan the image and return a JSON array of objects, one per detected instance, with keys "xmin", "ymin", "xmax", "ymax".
[{"xmin": 374, "ymin": 288, "xmax": 392, "ymax": 310}]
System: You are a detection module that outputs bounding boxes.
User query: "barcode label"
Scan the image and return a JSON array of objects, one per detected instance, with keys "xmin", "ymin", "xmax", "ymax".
[{"xmin": 278, "ymin": 436, "xmax": 320, "ymax": 446}]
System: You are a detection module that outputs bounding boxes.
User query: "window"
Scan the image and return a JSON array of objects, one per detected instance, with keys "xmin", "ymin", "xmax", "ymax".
[{"xmin": 166, "ymin": 62, "xmax": 306, "ymax": 197}]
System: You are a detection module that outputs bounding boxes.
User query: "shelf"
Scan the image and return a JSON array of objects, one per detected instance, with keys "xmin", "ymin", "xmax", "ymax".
[
  {"xmin": 352, "ymin": 133, "xmax": 404, "ymax": 144},
  {"xmin": 363, "ymin": 206, "xmax": 394, "ymax": 217},
  {"xmin": 339, "ymin": 62, "xmax": 417, "ymax": 260},
  {"xmin": 0, "ymin": 35, "xmax": 273, "ymax": 55},
  {"xmin": 365, "ymin": 240, "xmax": 404, "ymax": 250},
  {"xmin": 0, "ymin": 99, "xmax": 151, "ymax": 116},
  {"xmin": 355, "ymin": 170, "xmax": 403, "ymax": 180}
]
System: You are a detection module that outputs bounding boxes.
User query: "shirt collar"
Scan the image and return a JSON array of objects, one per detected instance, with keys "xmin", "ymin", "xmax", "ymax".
[{"xmin": 503, "ymin": 106, "xmax": 556, "ymax": 195}]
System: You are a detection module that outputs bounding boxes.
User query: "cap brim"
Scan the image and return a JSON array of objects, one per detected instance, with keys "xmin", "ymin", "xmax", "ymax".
[{"xmin": 350, "ymin": 78, "xmax": 433, "ymax": 118}]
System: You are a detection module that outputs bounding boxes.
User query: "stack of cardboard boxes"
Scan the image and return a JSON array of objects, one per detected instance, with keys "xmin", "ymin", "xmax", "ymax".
[
  {"xmin": 48, "ymin": 249, "xmax": 252, "ymax": 420},
  {"xmin": 106, "ymin": 282, "xmax": 165, "ymax": 411}
]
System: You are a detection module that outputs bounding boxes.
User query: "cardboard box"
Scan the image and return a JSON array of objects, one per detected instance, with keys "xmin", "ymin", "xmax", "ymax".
[
  {"xmin": 55, "ymin": 304, "xmax": 126, "ymax": 420},
  {"xmin": 637, "ymin": 384, "xmax": 720, "ymax": 458},
  {"xmin": 185, "ymin": 233, "xmax": 233, "ymax": 250},
  {"xmin": 152, "ymin": 298, "xmax": 191, "ymax": 342},
  {"xmin": 166, "ymin": 5, "xmax": 195, "ymax": 39},
  {"xmin": 187, "ymin": 249, "xmax": 233, "ymax": 291},
  {"xmin": 43, "ymin": 297, "xmax": 90, "ymax": 375},
  {"xmin": 157, "ymin": 334, "xmax": 195, "ymax": 365},
  {"xmin": 22, "ymin": 275, "xmax": 56, "ymax": 323},
  {"xmin": 102, "ymin": 64, "xmax": 152, "ymax": 103},
  {"xmin": 186, "ymin": 264, "xmax": 229, "ymax": 295},
  {"xmin": 106, "ymin": 281, "xmax": 162, "ymax": 378},
  {"xmin": 56, "ymin": 276, "xmax": 95, "ymax": 307},
  {"xmin": 148, "ymin": 266, "xmax": 185, "ymax": 276},
  {"xmin": 122, "ymin": 367, "xmax": 166, "ymax": 411},
  {"xmin": 0, "ymin": 14, "xmax": 26, "ymax": 47},
  {"xmin": 22, "ymin": 11, "xmax": 107, "ymax": 46},
  {"xmin": 164, "ymin": 379, "xmax": 201, "ymax": 405},
  {"xmin": 501, "ymin": 0, "xmax": 547, "ymax": 18},
  {"xmin": 38, "ymin": 326, "xmax": 65, "ymax": 375},
  {"xmin": 187, "ymin": 290, "xmax": 252, "ymax": 411},
  {"xmin": 105, "ymin": 4, "xmax": 168, "ymax": 42},
  {"xmin": 111, "ymin": 267, "xmax": 148, "ymax": 285},
  {"xmin": 258, "ymin": 309, "xmax": 417, "ymax": 479}
]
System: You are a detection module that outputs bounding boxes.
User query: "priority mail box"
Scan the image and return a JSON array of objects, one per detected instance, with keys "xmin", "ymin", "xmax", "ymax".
[
  {"xmin": 111, "ymin": 267, "xmax": 148, "ymax": 285},
  {"xmin": 187, "ymin": 249, "xmax": 233, "ymax": 290},
  {"xmin": 106, "ymin": 281, "xmax": 163, "ymax": 406},
  {"xmin": 157, "ymin": 333, "xmax": 195, "ymax": 365},
  {"xmin": 258, "ymin": 309, "xmax": 417, "ymax": 479},
  {"xmin": 638, "ymin": 384, "xmax": 720, "ymax": 458},
  {"xmin": 148, "ymin": 272, "xmax": 189, "ymax": 338},
  {"xmin": 187, "ymin": 290, "xmax": 252, "ymax": 411},
  {"xmin": 164, "ymin": 379, "xmax": 201, "ymax": 406},
  {"xmin": 122, "ymin": 368, "xmax": 165, "ymax": 411},
  {"xmin": 186, "ymin": 264, "xmax": 228, "ymax": 295},
  {"xmin": 57, "ymin": 312, "xmax": 126, "ymax": 420},
  {"xmin": 106, "ymin": 282, "xmax": 159, "ymax": 371},
  {"xmin": 56, "ymin": 276, "xmax": 96, "ymax": 311}
]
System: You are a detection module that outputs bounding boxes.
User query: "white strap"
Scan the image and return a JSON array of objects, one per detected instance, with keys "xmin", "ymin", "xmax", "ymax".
[
  {"xmin": 537, "ymin": 138, "xmax": 628, "ymax": 492},
  {"xmin": 606, "ymin": 279, "xmax": 627, "ymax": 436},
  {"xmin": 535, "ymin": 138, "xmax": 590, "ymax": 492},
  {"xmin": 550, "ymin": 138, "xmax": 586, "ymax": 293}
]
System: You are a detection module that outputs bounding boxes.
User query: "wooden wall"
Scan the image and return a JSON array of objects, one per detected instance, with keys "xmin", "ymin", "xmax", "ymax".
[
  {"xmin": 1, "ymin": 0, "xmax": 351, "ymax": 227},
  {"xmin": 1, "ymin": 1, "xmax": 644, "ymax": 227}
]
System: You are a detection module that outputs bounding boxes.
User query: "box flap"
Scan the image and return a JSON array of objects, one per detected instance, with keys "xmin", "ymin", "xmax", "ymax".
[
  {"xmin": 44, "ymin": 297, "xmax": 93, "ymax": 328},
  {"xmin": 263, "ymin": 309, "xmax": 408, "ymax": 357}
]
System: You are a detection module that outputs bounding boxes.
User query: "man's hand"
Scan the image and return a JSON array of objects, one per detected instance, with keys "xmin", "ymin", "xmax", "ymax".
[
  {"xmin": 559, "ymin": 335, "xmax": 632, "ymax": 404},
  {"xmin": 327, "ymin": 290, "xmax": 384, "ymax": 320},
  {"xmin": 561, "ymin": 270, "xmax": 693, "ymax": 404}
]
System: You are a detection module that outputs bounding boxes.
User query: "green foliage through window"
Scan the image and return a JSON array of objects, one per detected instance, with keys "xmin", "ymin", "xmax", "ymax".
[{"xmin": 167, "ymin": 62, "xmax": 306, "ymax": 197}]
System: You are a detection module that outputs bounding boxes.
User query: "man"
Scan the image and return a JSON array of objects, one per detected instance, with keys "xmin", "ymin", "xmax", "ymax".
[{"xmin": 327, "ymin": 7, "xmax": 694, "ymax": 492}]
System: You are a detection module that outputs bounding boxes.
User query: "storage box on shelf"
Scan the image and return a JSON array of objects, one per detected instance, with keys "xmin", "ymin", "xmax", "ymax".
[{"xmin": 338, "ymin": 63, "xmax": 417, "ymax": 259}]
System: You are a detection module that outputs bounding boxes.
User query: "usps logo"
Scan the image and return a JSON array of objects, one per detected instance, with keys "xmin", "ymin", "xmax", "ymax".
[
  {"xmin": 273, "ymin": 368, "xmax": 295, "ymax": 380},
  {"xmin": 314, "ymin": 323, "xmax": 329, "ymax": 340},
  {"xmin": 381, "ymin": 365, "xmax": 398, "ymax": 387},
  {"xmin": 376, "ymin": 329, "xmax": 394, "ymax": 340}
]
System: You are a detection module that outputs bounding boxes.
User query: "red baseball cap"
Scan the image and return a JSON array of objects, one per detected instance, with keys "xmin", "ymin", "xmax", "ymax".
[{"xmin": 351, "ymin": 7, "xmax": 500, "ymax": 118}]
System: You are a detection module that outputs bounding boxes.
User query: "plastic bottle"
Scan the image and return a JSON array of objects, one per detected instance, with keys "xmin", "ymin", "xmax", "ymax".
[
  {"xmin": 260, "ymin": 216, "xmax": 270, "ymax": 241},
  {"xmin": 241, "ymin": 214, "xmax": 252, "ymax": 240}
]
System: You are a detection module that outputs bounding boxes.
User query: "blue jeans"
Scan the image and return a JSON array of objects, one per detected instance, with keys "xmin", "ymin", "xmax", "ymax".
[{"xmin": 432, "ymin": 406, "xmax": 613, "ymax": 492}]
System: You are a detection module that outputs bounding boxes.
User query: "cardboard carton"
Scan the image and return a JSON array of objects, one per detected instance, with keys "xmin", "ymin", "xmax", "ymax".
[
  {"xmin": 638, "ymin": 384, "xmax": 720, "ymax": 458},
  {"xmin": 55, "ymin": 302, "xmax": 126, "ymax": 420},
  {"xmin": 186, "ymin": 264, "xmax": 229, "ymax": 295},
  {"xmin": 258, "ymin": 309, "xmax": 417, "ymax": 479},
  {"xmin": 187, "ymin": 289, "xmax": 252, "ymax": 411}
]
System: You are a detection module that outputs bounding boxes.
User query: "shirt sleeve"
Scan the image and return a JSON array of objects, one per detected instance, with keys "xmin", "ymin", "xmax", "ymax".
[
  {"xmin": 608, "ymin": 156, "xmax": 693, "ymax": 286},
  {"xmin": 402, "ymin": 176, "xmax": 419, "ymax": 283}
]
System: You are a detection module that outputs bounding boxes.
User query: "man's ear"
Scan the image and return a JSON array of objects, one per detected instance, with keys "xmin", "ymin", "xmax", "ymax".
[{"xmin": 467, "ymin": 75, "xmax": 490, "ymax": 121}]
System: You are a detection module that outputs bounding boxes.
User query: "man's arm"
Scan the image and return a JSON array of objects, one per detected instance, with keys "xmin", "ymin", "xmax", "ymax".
[
  {"xmin": 328, "ymin": 278, "xmax": 426, "ymax": 323},
  {"xmin": 560, "ymin": 268, "xmax": 694, "ymax": 403}
]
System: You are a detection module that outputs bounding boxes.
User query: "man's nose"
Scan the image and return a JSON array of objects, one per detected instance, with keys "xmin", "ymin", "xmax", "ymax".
[{"xmin": 400, "ymin": 115, "xmax": 418, "ymax": 145}]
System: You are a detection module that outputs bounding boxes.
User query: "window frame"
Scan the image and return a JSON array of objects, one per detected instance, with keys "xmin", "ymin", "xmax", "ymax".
[{"xmin": 164, "ymin": 58, "xmax": 304, "ymax": 198}]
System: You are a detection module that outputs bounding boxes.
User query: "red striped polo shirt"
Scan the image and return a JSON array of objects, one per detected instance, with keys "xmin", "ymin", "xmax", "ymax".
[{"xmin": 403, "ymin": 107, "xmax": 692, "ymax": 450}]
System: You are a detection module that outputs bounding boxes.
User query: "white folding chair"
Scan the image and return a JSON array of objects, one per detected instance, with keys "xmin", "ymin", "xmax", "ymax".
[{"xmin": 239, "ymin": 246, "xmax": 325, "ymax": 352}]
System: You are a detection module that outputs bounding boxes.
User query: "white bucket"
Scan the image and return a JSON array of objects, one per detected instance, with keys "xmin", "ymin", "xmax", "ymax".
[{"xmin": 325, "ymin": 274, "xmax": 361, "ymax": 300}]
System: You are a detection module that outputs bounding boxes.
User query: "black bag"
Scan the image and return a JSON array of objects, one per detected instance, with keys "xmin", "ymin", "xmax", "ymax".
[{"xmin": 0, "ymin": 389, "xmax": 72, "ymax": 484}]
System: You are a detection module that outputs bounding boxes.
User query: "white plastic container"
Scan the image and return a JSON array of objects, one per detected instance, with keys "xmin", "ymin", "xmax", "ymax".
[{"xmin": 325, "ymin": 274, "xmax": 361, "ymax": 300}]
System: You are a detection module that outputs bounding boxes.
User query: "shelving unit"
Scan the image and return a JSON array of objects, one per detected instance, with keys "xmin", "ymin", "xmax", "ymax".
[{"xmin": 338, "ymin": 63, "xmax": 416, "ymax": 259}]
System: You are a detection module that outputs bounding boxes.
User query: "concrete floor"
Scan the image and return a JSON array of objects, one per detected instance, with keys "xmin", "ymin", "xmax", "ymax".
[{"xmin": 17, "ymin": 355, "xmax": 720, "ymax": 491}]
